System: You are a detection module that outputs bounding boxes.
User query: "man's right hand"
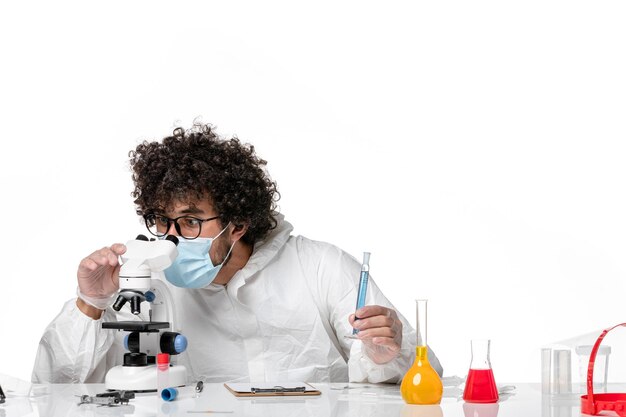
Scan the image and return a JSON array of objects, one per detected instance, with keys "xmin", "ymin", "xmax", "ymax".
[{"xmin": 76, "ymin": 243, "xmax": 126, "ymax": 318}]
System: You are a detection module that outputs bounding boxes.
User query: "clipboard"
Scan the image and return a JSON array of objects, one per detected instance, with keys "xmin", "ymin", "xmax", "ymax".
[{"xmin": 223, "ymin": 382, "xmax": 321, "ymax": 397}]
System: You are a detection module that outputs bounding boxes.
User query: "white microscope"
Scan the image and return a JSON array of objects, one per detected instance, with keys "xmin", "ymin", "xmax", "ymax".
[{"xmin": 102, "ymin": 234, "xmax": 188, "ymax": 392}]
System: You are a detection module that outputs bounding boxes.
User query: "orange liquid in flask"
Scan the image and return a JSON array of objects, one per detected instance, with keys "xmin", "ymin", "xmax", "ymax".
[{"xmin": 401, "ymin": 345, "xmax": 443, "ymax": 404}]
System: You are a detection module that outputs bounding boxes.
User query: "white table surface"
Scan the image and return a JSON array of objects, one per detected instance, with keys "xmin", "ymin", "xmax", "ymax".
[{"xmin": 0, "ymin": 382, "xmax": 586, "ymax": 417}]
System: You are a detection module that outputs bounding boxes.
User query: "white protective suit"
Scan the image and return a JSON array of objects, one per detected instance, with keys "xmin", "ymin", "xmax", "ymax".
[{"xmin": 32, "ymin": 216, "xmax": 442, "ymax": 384}]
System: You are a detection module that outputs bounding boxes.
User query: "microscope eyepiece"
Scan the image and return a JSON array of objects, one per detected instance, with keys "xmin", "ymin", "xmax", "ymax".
[
  {"xmin": 165, "ymin": 235, "xmax": 179, "ymax": 246},
  {"xmin": 136, "ymin": 234, "xmax": 149, "ymax": 241}
]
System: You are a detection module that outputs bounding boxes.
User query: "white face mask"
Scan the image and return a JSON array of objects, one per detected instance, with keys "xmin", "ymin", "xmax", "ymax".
[{"xmin": 163, "ymin": 224, "xmax": 234, "ymax": 288}]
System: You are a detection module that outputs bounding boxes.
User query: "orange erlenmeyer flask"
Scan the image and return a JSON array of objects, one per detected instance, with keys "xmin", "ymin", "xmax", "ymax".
[
  {"xmin": 463, "ymin": 339, "xmax": 499, "ymax": 403},
  {"xmin": 401, "ymin": 299, "xmax": 443, "ymax": 405}
]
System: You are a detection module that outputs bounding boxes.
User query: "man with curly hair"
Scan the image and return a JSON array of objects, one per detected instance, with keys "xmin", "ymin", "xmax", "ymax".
[{"xmin": 33, "ymin": 123, "xmax": 442, "ymax": 384}]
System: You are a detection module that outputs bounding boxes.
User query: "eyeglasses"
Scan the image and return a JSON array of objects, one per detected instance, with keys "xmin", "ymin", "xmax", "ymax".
[{"xmin": 143, "ymin": 213, "xmax": 220, "ymax": 240}]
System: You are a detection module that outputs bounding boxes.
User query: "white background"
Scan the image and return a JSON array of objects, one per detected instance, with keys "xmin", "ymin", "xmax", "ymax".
[{"xmin": 1, "ymin": 1, "xmax": 625, "ymax": 384}]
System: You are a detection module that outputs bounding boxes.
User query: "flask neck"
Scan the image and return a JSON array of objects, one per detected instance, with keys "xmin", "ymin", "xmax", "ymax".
[
  {"xmin": 469, "ymin": 339, "xmax": 492, "ymax": 370},
  {"xmin": 416, "ymin": 345, "xmax": 430, "ymax": 361}
]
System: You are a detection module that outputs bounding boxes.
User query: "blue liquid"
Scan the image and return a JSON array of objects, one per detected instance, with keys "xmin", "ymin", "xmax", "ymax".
[{"xmin": 353, "ymin": 270, "xmax": 369, "ymax": 335}]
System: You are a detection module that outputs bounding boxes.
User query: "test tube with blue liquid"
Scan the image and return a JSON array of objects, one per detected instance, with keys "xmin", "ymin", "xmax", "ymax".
[{"xmin": 352, "ymin": 252, "xmax": 370, "ymax": 336}]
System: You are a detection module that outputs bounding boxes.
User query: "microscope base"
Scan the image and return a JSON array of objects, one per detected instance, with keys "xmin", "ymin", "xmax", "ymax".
[{"xmin": 105, "ymin": 364, "xmax": 187, "ymax": 392}]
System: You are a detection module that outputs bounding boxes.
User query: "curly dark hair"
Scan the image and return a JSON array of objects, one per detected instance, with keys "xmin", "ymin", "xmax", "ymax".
[{"xmin": 129, "ymin": 123, "xmax": 279, "ymax": 245}]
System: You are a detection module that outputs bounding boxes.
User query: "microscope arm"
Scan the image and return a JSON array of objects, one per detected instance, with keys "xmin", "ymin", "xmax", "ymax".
[{"xmin": 148, "ymin": 272, "xmax": 178, "ymax": 331}]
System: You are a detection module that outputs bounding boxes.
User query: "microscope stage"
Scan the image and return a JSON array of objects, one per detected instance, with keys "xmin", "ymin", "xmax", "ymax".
[{"xmin": 102, "ymin": 321, "xmax": 169, "ymax": 332}]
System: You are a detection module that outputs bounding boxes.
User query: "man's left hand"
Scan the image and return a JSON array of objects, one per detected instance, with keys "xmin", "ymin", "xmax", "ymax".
[{"xmin": 348, "ymin": 305, "xmax": 402, "ymax": 364}]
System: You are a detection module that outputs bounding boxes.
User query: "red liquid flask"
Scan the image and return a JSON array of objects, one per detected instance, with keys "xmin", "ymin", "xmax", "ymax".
[{"xmin": 463, "ymin": 339, "xmax": 499, "ymax": 403}]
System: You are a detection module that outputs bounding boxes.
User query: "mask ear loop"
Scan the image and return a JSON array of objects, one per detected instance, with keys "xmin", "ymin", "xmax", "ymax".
[
  {"xmin": 221, "ymin": 239, "xmax": 237, "ymax": 266},
  {"xmin": 213, "ymin": 221, "xmax": 231, "ymax": 240},
  {"xmin": 215, "ymin": 222, "xmax": 236, "ymax": 266}
]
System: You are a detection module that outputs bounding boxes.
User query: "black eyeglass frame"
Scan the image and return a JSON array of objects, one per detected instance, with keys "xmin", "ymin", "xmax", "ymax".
[{"xmin": 143, "ymin": 213, "xmax": 221, "ymax": 240}]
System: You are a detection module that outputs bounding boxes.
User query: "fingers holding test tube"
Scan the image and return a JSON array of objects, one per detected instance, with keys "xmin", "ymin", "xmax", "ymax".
[
  {"xmin": 349, "ymin": 305, "xmax": 403, "ymax": 364},
  {"xmin": 350, "ymin": 306, "xmax": 401, "ymax": 340},
  {"xmin": 344, "ymin": 251, "xmax": 402, "ymax": 363}
]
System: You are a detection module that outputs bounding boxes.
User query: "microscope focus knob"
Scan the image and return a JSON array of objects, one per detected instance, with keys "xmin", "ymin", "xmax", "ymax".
[
  {"xmin": 160, "ymin": 332, "xmax": 188, "ymax": 355},
  {"xmin": 124, "ymin": 332, "xmax": 141, "ymax": 353}
]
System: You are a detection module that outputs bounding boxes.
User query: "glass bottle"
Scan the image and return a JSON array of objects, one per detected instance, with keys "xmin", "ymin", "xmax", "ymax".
[
  {"xmin": 401, "ymin": 299, "xmax": 443, "ymax": 405},
  {"xmin": 463, "ymin": 339, "xmax": 499, "ymax": 403}
]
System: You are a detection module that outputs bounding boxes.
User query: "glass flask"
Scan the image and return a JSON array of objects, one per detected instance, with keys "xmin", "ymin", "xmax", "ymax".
[
  {"xmin": 401, "ymin": 299, "xmax": 443, "ymax": 405},
  {"xmin": 463, "ymin": 339, "xmax": 499, "ymax": 403}
]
